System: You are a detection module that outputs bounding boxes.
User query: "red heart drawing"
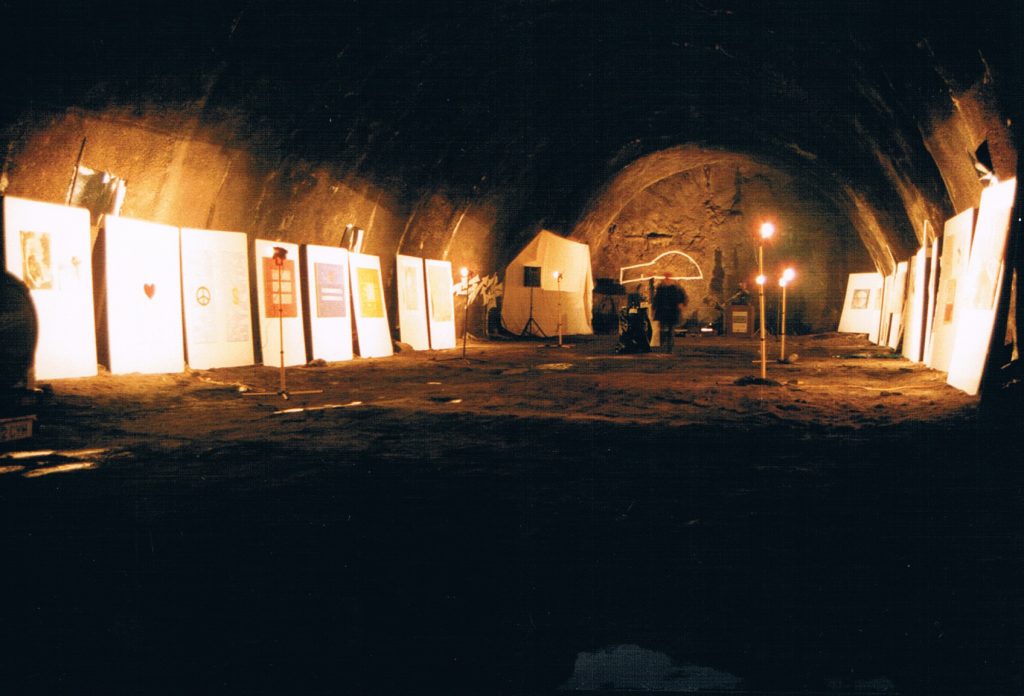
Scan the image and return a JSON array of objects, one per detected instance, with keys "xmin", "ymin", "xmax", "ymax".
[{"xmin": 143, "ymin": 283, "xmax": 156, "ymax": 299}]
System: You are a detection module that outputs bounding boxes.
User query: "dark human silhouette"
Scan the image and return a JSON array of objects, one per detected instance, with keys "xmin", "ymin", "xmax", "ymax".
[
  {"xmin": 652, "ymin": 279, "xmax": 688, "ymax": 353},
  {"xmin": 729, "ymin": 281, "xmax": 751, "ymax": 306}
]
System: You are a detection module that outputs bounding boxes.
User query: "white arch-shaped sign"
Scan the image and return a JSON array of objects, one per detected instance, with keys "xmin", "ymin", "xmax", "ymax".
[{"xmin": 619, "ymin": 250, "xmax": 704, "ymax": 285}]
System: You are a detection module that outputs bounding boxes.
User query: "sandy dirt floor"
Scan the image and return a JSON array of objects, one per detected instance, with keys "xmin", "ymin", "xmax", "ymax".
[
  {"xmin": 0, "ymin": 333, "xmax": 1019, "ymax": 695},
  {"xmin": 16, "ymin": 332, "xmax": 977, "ymax": 454}
]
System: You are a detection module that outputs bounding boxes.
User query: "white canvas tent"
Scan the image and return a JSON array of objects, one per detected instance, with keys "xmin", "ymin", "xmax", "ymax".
[{"xmin": 501, "ymin": 230, "xmax": 594, "ymax": 336}]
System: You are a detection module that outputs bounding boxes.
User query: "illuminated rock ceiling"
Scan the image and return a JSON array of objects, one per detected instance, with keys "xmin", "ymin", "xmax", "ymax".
[{"xmin": 0, "ymin": 1, "xmax": 1018, "ymax": 328}]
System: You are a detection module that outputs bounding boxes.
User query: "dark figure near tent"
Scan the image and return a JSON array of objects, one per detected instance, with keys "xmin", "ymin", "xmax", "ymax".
[{"xmin": 652, "ymin": 279, "xmax": 688, "ymax": 353}]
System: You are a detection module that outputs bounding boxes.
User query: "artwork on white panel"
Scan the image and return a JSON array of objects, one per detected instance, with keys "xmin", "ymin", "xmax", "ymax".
[
  {"xmin": 349, "ymin": 252, "xmax": 393, "ymax": 358},
  {"xmin": 424, "ymin": 259, "xmax": 457, "ymax": 350},
  {"xmin": 927, "ymin": 208, "xmax": 975, "ymax": 372},
  {"xmin": 180, "ymin": 227, "xmax": 254, "ymax": 369},
  {"xmin": 355, "ymin": 267, "xmax": 384, "ymax": 317},
  {"xmin": 314, "ymin": 262, "xmax": 347, "ymax": 318},
  {"xmin": 255, "ymin": 240, "xmax": 307, "ymax": 367},
  {"xmin": 885, "ymin": 261, "xmax": 909, "ymax": 351},
  {"xmin": 102, "ymin": 217, "xmax": 185, "ymax": 375},
  {"xmin": 303, "ymin": 245, "xmax": 354, "ymax": 362},
  {"xmin": 396, "ymin": 254, "xmax": 430, "ymax": 350},
  {"xmin": 400, "ymin": 264, "xmax": 421, "ymax": 311},
  {"xmin": 837, "ymin": 272, "xmax": 883, "ymax": 340},
  {"xmin": 901, "ymin": 247, "xmax": 928, "ymax": 363},
  {"xmin": 2, "ymin": 197, "xmax": 97, "ymax": 379},
  {"xmin": 20, "ymin": 231, "xmax": 54, "ymax": 289},
  {"xmin": 947, "ymin": 178, "xmax": 1017, "ymax": 395}
]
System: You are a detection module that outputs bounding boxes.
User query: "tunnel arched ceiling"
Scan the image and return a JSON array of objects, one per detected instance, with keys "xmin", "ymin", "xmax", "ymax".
[{"xmin": 0, "ymin": 0, "xmax": 1019, "ymax": 287}]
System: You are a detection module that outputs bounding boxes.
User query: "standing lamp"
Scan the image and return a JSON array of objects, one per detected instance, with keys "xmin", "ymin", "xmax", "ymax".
[
  {"xmin": 757, "ymin": 221, "xmax": 775, "ymax": 379},
  {"xmin": 779, "ymin": 267, "xmax": 796, "ymax": 362},
  {"xmin": 246, "ymin": 247, "xmax": 320, "ymax": 399},
  {"xmin": 273, "ymin": 247, "xmax": 288, "ymax": 394},
  {"xmin": 460, "ymin": 267, "xmax": 470, "ymax": 359},
  {"xmin": 553, "ymin": 270, "xmax": 564, "ymax": 347},
  {"xmin": 437, "ymin": 266, "xmax": 483, "ymax": 363}
]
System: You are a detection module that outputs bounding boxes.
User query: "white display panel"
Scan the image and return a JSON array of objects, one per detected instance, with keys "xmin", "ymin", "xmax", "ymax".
[
  {"xmin": 180, "ymin": 227, "xmax": 254, "ymax": 369},
  {"xmin": 254, "ymin": 240, "xmax": 307, "ymax": 367},
  {"xmin": 396, "ymin": 254, "xmax": 430, "ymax": 351},
  {"xmin": 927, "ymin": 208, "xmax": 975, "ymax": 372},
  {"xmin": 102, "ymin": 216, "xmax": 185, "ymax": 375},
  {"xmin": 837, "ymin": 272, "xmax": 883, "ymax": 339},
  {"xmin": 349, "ymin": 252, "xmax": 393, "ymax": 358},
  {"xmin": 2, "ymin": 197, "xmax": 97, "ymax": 379},
  {"xmin": 947, "ymin": 178, "xmax": 1017, "ymax": 395},
  {"xmin": 885, "ymin": 261, "xmax": 908, "ymax": 351},
  {"xmin": 424, "ymin": 258, "xmax": 457, "ymax": 350},
  {"xmin": 303, "ymin": 245, "xmax": 354, "ymax": 362},
  {"xmin": 901, "ymin": 246, "xmax": 928, "ymax": 363},
  {"xmin": 922, "ymin": 236, "xmax": 940, "ymax": 365}
]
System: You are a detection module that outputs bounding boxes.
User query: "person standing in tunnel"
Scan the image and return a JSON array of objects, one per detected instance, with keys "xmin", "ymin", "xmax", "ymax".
[{"xmin": 652, "ymin": 278, "xmax": 688, "ymax": 354}]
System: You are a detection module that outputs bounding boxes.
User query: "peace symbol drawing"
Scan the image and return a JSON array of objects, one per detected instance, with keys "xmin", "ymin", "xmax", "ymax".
[{"xmin": 196, "ymin": 286, "xmax": 212, "ymax": 306}]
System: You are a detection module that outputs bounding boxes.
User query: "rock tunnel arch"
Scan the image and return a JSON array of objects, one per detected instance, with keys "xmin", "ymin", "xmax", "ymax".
[
  {"xmin": 569, "ymin": 145, "xmax": 883, "ymax": 329},
  {"xmin": 1, "ymin": 4, "xmax": 1024, "ymax": 693},
  {"xmin": 0, "ymin": 1, "xmax": 1019, "ymax": 343}
]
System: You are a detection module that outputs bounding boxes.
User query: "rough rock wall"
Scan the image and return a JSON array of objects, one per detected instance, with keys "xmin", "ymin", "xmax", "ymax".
[
  {"xmin": 923, "ymin": 82, "xmax": 1018, "ymax": 216},
  {"xmin": 1, "ymin": 80, "xmax": 1014, "ymax": 340},
  {"xmin": 2, "ymin": 107, "xmax": 402, "ymax": 244},
  {"xmin": 393, "ymin": 193, "xmax": 502, "ymax": 336},
  {"xmin": 574, "ymin": 149, "xmax": 870, "ymax": 331},
  {"xmin": 0, "ymin": 107, "xmax": 508, "ymax": 331},
  {"xmin": 398, "ymin": 193, "xmax": 499, "ymax": 277}
]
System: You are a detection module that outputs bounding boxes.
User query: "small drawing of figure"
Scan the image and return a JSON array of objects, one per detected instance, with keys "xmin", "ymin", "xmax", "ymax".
[{"xmin": 21, "ymin": 232, "xmax": 53, "ymax": 290}]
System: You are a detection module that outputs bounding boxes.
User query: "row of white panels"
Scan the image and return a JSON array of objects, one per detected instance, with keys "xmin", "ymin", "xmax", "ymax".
[
  {"xmin": 2, "ymin": 196, "xmax": 458, "ymax": 380},
  {"xmin": 837, "ymin": 177, "xmax": 1016, "ymax": 395}
]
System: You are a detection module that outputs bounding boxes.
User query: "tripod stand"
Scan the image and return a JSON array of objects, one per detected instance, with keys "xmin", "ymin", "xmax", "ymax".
[
  {"xmin": 435, "ymin": 269, "xmax": 484, "ymax": 362},
  {"xmin": 245, "ymin": 248, "xmax": 321, "ymax": 400},
  {"xmin": 518, "ymin": 286, "xmax": 546, "ymax": 338}
]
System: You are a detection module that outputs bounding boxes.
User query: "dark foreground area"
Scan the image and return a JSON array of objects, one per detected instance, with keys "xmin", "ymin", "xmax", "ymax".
[{"xmin": 0, "ymin": 338, "xmax": 1021, "ymax": 694}]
